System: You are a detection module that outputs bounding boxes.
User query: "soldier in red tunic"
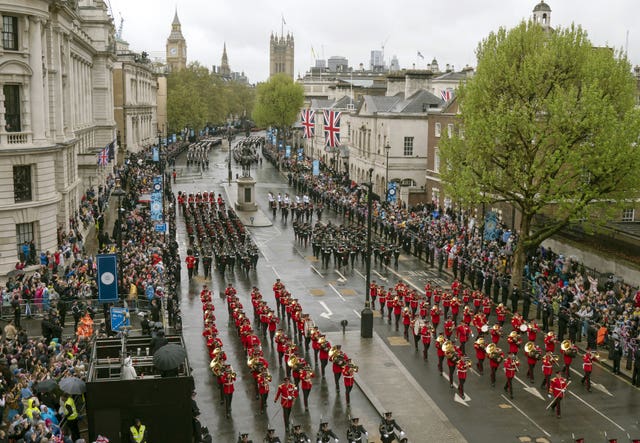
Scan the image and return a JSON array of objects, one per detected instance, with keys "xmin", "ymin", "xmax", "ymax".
[
  {"xmin": 456, "ymin": 322, "xmax": 472, "ymax": 355},
  {"xmin": 274, "ymin": 376, "xmax": 298, "ymax": 430},
  {"xmin": 549, "ymin": 371, "xmax": 568, "ymax": 418},
  {"xmin": 544, "ymin": 331, "xmax": 557, "ymax": 353},
  {"xmin": 474, "ymin": 337, "xmax": 487, "ymax": 374},
  {"xmin": 421, "ymin": 323, "xmax": 433, "ymax": 360},
  {"xmin": 495, "ymin": 303, "xmax": 507, "ymax": 326},
  {"xmin": 503, "ymin": 353, "xmax": 520, "ymax": 399},
  {"xmin": 444, "ymin": 316, "xmax": 455, "ymax": 340},
  {"xmin": 540, "ymin": 351, "xmax": 556, "ymax": 392},
  {"xmin": 488, "ymin": 344, "xmax": 505, "ymax": 387},
  {"xmin": 369, "ymin": 281, "xmax": 378, "ymax": 310},
  {"xmin": 457, "ymin": 358, "xmax": 471, "ymax": 399},
  {"xmin": 581, "ymin": 348, "xmax": 599, "ymax": 392},
  {"xmin": 220, "ymin": 365, "xmax": 236, "ymax": 418},
  {"xmin": 342, "ymin": 359, "xmax": 358, "ymax": 406},
  {"xmin": 430, "ymin": 305, "xmax": 442, "ymax": 334}
]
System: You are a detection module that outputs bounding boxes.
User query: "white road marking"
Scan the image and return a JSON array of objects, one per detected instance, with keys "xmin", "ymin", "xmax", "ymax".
[
  {"xmin": 354, "ymin": 269, "xmax": 366, "ymax": 280},
  {"xmin": 384, "ymin": 266, "xmax": 425, "ymax": 294},
  {"xmin": 568, "ymin": 391, "xmax": 625, "ymax": 432},
  {"xmin": 335, "ymin": 270, "xmax": 347, "ymax": 282},
  {"xmin": 514, "ymin": 376, "xmax": 545, "ymax": 400},
  {"xmin": 310, "ymin": 265, "xmax": 324, "ymax": 278},
  {"xmin": 353, "ymin": 309, "xmax": 362, "ymax": 318},
  {"xmin": 500, "ymin": 395, "xmax": 551, "ymax": 437},
  {"xmin": 569, "ymin": 367, "xmax": 613, "ymax": 397},
  {"xmin": 319, "ymin": 301, "xmax": 333, "ymax": 319},
  {"xmin": 439, "ymin": 372, "xmax": 471, "ymax": 406},
  {"xmin": 328, "ymin": 283, "xmax": 345, "ymax": 301},
  {"xmin": 271, "ymin": 266, "xmax": 281, "ymax": 279},
  {"xmin": 373, "ymin": 270, "xmax": 388, "ymax": 282}
]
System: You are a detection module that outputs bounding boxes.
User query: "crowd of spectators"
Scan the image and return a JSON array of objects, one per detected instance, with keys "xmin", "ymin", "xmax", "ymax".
[
  {"xmin": 263, "ymin": 143, "xmax": 640, "ymax": 371},
  {"xmin": 0, "ymin": 146, "xmax": 181, "ymax": 442}
]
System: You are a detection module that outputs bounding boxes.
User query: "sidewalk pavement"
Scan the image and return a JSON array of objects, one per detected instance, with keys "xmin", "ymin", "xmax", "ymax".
[
  {"xmin": 221, "ymin": 182, "xmax": 273, "ymax": 227},
  {"xmin": 327, "ymin": 331, "xmax": 467, "ymax": 443}
]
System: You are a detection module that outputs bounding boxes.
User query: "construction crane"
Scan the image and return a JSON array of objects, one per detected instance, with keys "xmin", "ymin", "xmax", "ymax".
[{"xmin": 381, "ymin": 35, "xmax": 390, "ymax": 65}]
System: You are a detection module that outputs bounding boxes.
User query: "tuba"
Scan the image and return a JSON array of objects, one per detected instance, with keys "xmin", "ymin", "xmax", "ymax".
[
  {"xmin": 287, "ymin": 355, "xmax": 299, "ymax": 369},
  {"xmin": 524, "ymin": 342, "xmax": 542, "ymax": 360},
  {"xmin": 210, "ymin": 359, "xmax": 224, "ymax": 376},
  {"xmin": 561, "ymin": 340, "xmax": 577, "ymax": 357},
  {"xmin": 442, "ymin": 340, "xmax": 459, "ymax": 363},
  {"xmin": 486, "ymin": 343, "xmax": 504, "ymax": 363}
]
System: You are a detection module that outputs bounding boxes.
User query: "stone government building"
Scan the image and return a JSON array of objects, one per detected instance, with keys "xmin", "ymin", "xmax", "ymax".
[{"xmin": 0, "ymin": 0, "xmax": 117, "ymax": 274}]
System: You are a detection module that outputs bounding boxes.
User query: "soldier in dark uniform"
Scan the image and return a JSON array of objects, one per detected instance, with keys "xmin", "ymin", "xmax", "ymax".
[
  {"xmin": 263, "ymin": 428, "xmax": 281, "ymax": 443},
  {"xmin": 379, "ymin": 412, "xmax": 404, "ymax": 443},
  {"xmin": 291, "ymin": 424, "xmax": 311, "ymax": 443},
  {"xmin": 316, "ymin": 422, "xmax": 339, "ymax": 443},
  {"xmin": 202, "ymin": 248, "xmax": 212, "ymax": 279},
  {"xmin": 237, "ymin": 433, "xmax": 253, "ymax": 443},
  {"xmin": 346, "ymin": 417, "xmax": 368, "ymax": 443}
]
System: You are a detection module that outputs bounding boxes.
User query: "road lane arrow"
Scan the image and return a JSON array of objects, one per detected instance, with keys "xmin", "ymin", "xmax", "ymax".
[
  {"xmin": 591, "ymin": 382, "xmax": 613, "ymax": 397},
  {"xmin": 319, "ymin": 301, "xmax": 333, "ymax": 319},
  {"xmin": 514, "ymin": 376, "xmax": 545, "ymax": 400},
  {"xmin": 440, "ymin": 372, "xmax": 471, "ymax": 406}
]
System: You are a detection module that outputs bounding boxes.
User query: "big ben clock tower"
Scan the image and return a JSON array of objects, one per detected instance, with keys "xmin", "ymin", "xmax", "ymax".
[{"xmin": 166, "ymin": 10, "xmax": 187, "ymax": 71}]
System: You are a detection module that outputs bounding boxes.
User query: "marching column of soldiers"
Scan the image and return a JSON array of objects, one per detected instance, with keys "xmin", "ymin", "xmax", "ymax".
[
  {"xmin": 204, "ymin": 277, "xmax": 393, "ymax": 442},
  {"xmin": 179, "ymin": 191, "xmax": 259, "ymax": 277},
  {"xmin": 185, "ymin": 141, "xmax": 215, "ymax": 170},
  {"xmin": 363, "ymin": 278, "xmax": 602, "ymax": 419}
]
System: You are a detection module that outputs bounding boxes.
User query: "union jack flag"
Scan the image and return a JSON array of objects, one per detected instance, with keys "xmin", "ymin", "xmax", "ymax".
[
  {"xmin": 323, "ymin": 110, "xmax": 341, "ymax": 148},
  {"xmin": 300, "ymin": 109, "xmax": 315, "ymax": 139},
  {"xmin": 441, "ymin": 89, "xmax": 454, "ymax": 102},
  {"xmin": 97, "ymin": 147, "xmax": 109, "ymax": 166}
]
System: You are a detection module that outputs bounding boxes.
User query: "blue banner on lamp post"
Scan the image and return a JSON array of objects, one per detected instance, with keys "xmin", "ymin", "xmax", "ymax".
[
  {"xmin": 387, "ymin": 182, "xmax": 397, "ymax": 203},
  {"xmin": 97, "ymin": 254, "xmax": 119, "ymax": 303}
]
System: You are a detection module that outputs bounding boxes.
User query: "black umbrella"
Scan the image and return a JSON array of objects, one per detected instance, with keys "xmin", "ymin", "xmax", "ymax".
[
  {"xmin": 6, "ymin": 269, "xmax": 25, "ymax": 278},
  {"xmin": 59, "ymin": 376, "xmax": 86, "ymax": 395},
  {"xmin": 153, "ymin": 344, "xmax": 187, "ymax": 371},
  {"xmin": 34, "ymin": 379, "xmax": 58, "ymax": 393}
]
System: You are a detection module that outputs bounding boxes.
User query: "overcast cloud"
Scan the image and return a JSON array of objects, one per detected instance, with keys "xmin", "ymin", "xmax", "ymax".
[{"xmin": 105, "ymin": 0, "xmax": 640, "ymax": 83}]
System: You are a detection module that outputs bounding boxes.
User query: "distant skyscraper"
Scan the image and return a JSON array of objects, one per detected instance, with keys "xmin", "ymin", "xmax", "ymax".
[
  {"xmin": 270, "ymin": 33, "xmax": 294, "ymax": 79},
  {"xmin": 390, "ymin": 55, "xmax": 400, "ymax": 72},
  {"xmin": 166, "ymin": 10, "xmax": 187, "ymax": 71},
  {"xmin": 370, "ymin": 50, "xmax": 385, "ymax": 71},
  {"xmin": 328, "ymin": 56, "xmax": 349, "ymax": 72}
]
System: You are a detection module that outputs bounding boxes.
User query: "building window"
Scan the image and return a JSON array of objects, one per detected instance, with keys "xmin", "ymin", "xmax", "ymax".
[
  {"xmin": 447, "ymin": 123, "xmax": 454, "ymax": 138},
  {"xmin": 2, "ymin": 16, "xmax": 18, "ymax": 50},
  {"xmin": 622, "ymin": 208, "xmax": 635, "ymax": 222},
  {"xmin": 434, "ymin": 148, "xmax": 440, "ymax": 173},
  {"xmin": 13, "ymin": 165, "xmax": 32, "ymax": 202},
  {"xmin": 403, "ymin": 137, "xmax": 414, "ymax": 156},
  {"xmin": 16, "ymin": 222, "xmax": 35, "ymax": 262},
  {"xmin": 434, "ymin": 122, "xmax": 441, "ymax": 137},
  {"xmin": 3, "ymin": 85, "xmax": 21, "ymax": 132}
]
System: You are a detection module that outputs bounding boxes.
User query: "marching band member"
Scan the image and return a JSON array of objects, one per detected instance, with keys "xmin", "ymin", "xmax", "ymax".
[
  {"xmin": 421, "ymin": 323, "xmax": 433, "ymax": 360},
  {"xmin": 504, "ymin": 353, "xmax": 520, "ymax": 399},
  {"xmin": 342, "ymin": 359, "xmax": 358, "ymax": 406},
  {"xmin": 560, "ymin": 340, "xmax": 578, "ymax": 379},
  {"xmin": 444, "ymin": 315, "xmax": 455, "ymax": 339},
  {"xmin": 540, "ymin": 351, "xmax": 557, "ymax": 392},
  {"xmin": 544, "ymin": 331, "xmax": 557, "ymax": 353},
  {"xmin": 435, "ymin": 333, "xmax": 446, "ymax": 374},
  {"xmin": 430, "ymin": 305, "xmax": 442, "ymax": 333},
  {"xmin": 549, "ymin": 371, "xmax": 568, "ymax": 418},
  {"xmin": 524, "ymin": 342, "xmax": 543, "ymax": 383},
  {"xmin": 274, "ymin": 376, "xmax": 298, "ymax": 431},
  {"xmin": 346, "ymin": 417, "xmax": 368, "ymax": 443},
  {"xmin": 507, "ymin": 331, "xmax": 522, "ymax": 355},
  {"xmin": 379, "ymin": 412, "xmax": 404, "ymax": 443},
  {"xmin": 495, "ymin": 303, "xmax": 507, "ymax": 326},
  {"xmin": 581, "ymin": 348, "xmax": 599, "ymax": 392},
  {"xmin": 487, "ymin": 344, "xmax": 505, "ymax": 387},
  {"xmin": 474, "ymin": 337, "xmax": 487, "ymax": 374},
  {"xmin": 299, "ymin": 364, "xmax": 314, "ymax": 411},
  {"xmin": 456, "ymin": 322, "xmax": 472, "ymax": 355},
  {"xmin": 316, "ymin": 422, "xmax": 339, "ymax": 443},
  {"xmin": 527, "ymin": 320, "xmax": 540, "ymax": 342},
  {"xmin": 457, "ymin": 357, "xmax": 472, "ymax": 399}
]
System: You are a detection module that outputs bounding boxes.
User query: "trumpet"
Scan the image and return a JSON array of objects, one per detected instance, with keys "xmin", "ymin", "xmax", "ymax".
[
  {"xmin": 275, "ymin": 330, "xmax": 284, "ymax": 339},
  {"xmin": 347, "ymin": 363, "xmax": 359, "ymax": 373},
  {"xmin": 462, "ymin": 357, "xmax": 473, "ymax": 369}
]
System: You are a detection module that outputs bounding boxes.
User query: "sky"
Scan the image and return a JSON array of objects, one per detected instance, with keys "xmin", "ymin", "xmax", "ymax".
[{"xmin": 105, "ymin": 0, "xmax": 640, "ymax": 84}]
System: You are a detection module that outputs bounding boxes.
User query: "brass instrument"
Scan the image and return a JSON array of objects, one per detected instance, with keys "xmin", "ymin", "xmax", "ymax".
[
  {"xmin": 275, "ymin": 330, "xmax": 283, "ymax": 339},
  {"xmin": 462, "ymin": 357, "xmax": 473, "ymax": 369},
  {"xmin": 561, "ymin": 340, "xmax": 577, "ymax": 358},
  {"xmin": 474, "ymin": 337, "xmax": 486, "ymax": 348},
  {"xmin": 287, "ymin": 355, "xmax": 299, "ymax": 368},
  {"xmin": 348, "ymin": 364, "xmax": 359, "ymax": 373},
  {"xmin": 486, "ymin": 343, "xmax": 504, "ymax": 363},
  {"xmin": 524, "ymin": 342, "xmax": 542, "ymax": 360},
  {"xmin": 264, "ymin": 372, "xmax": 273, "ymax": 382},
  {"xmin": 328, "ymin": 346, "xmax": 339, "ymax": 360},
  {"xmin": 442, "ymin": 340, "xmax": 459, "ymax": 362},
  {"xmin": 210, "ymin": 359, "xmax": 224, "ymax": 376},
  {"xmin": 435, "ymin": 334, "xmax": 446, "ymax": 346},
  {"xmin": 590, "ymin": 351, "xmax": 600, "ymax": 360},
  {"xmin": 508, "ymin": 330, "xmax": 519, "ymax": 339}
]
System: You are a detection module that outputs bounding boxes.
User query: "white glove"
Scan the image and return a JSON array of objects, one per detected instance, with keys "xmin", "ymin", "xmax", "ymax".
[
  {"xmin": 383, "ymin": 434, "xmax": 388, "ymax": 438},
  {"xmin": 399, "ymin": 431, "xmax": 406, "ymax": 437},
  {"xmin": 335, "ymin": 440, "xmax": 339, "ymax": 443}
]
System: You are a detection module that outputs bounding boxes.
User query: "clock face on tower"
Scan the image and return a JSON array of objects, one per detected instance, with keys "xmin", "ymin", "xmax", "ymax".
[{"xmin": 170, "ymin": 47, "xmax": 177, "ymax": 56}]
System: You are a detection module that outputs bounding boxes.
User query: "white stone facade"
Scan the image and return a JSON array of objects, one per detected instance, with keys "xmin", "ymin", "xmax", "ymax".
[{"xmin": 0, "ymin": 0, "xmax": 116, "ymax": 274}]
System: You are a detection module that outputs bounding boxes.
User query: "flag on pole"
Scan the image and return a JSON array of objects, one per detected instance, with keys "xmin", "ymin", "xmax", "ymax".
[
  {"xmin": 97, "ymin": 147, "xmax": 109, "ymax": 166},
  {"xmin": 417, "ymin": 51, "xmax": 424, "ymax": 59},
  {"xmin": 323, "ymin": 110, "xmax": 341, "ymax": 148},
  {"xmin": 301, "ymin": 109, "xmax": 315, "ymax": 139},
  {"xmin": 440, "ymin": 89, "xmax": 454, "ymax": 102}
]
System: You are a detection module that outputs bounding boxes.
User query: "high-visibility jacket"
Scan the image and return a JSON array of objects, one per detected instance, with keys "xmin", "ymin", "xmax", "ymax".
[
  {"xmin": 130, "ymin": 425, "xmax": 146, "ymax": 442},
  {"xmin": 65, "ymin": 397, "xmax": 78, "ymax": 420}
]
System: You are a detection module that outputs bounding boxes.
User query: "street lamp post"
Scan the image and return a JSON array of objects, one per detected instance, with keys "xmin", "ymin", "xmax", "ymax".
[
  {"xmin": 384, "ymin": 141, "xmax": 391, "ymax": 202},
  {"xmin": 361, "ymin": 168, "xmax": 375, "ymax": 338},
  {"xmin": 228, "ymin": 128, "xmax": 233, "ymax": 184},
  {"xmin": 111, "ymin": 183, "xmax": 126, "ymax": 299}
]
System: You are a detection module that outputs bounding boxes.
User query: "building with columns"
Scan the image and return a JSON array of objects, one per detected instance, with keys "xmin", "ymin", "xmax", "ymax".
[
  {"xmin": 113, "ymin": 37, "xmax": 159, "ymax": 155},
  {"xmin": 0, "ymin": 0, "xmax": 116, "ymax": 275}
]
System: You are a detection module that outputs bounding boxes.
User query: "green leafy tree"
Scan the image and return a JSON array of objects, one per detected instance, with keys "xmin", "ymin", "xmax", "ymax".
[
  {"xmin": 252, "ymin": 73, "xmax": 304, "ymax": 145},
  {"xmin": 167, "ymin": 62, "xmax": 255, "ymax": 134},
  {"xmin": 440, "ymin": 21, "xmax": 640, "ymax": 290}
]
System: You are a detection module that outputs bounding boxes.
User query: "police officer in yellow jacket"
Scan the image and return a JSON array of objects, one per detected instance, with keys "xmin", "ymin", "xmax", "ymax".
[
  {"xmin": 130, "ymin": 418, "xmax": 148, "ymax": 443},
  {"xmin": 61, "ymin": 393, "xmax": 80, "ymax": 441}
]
